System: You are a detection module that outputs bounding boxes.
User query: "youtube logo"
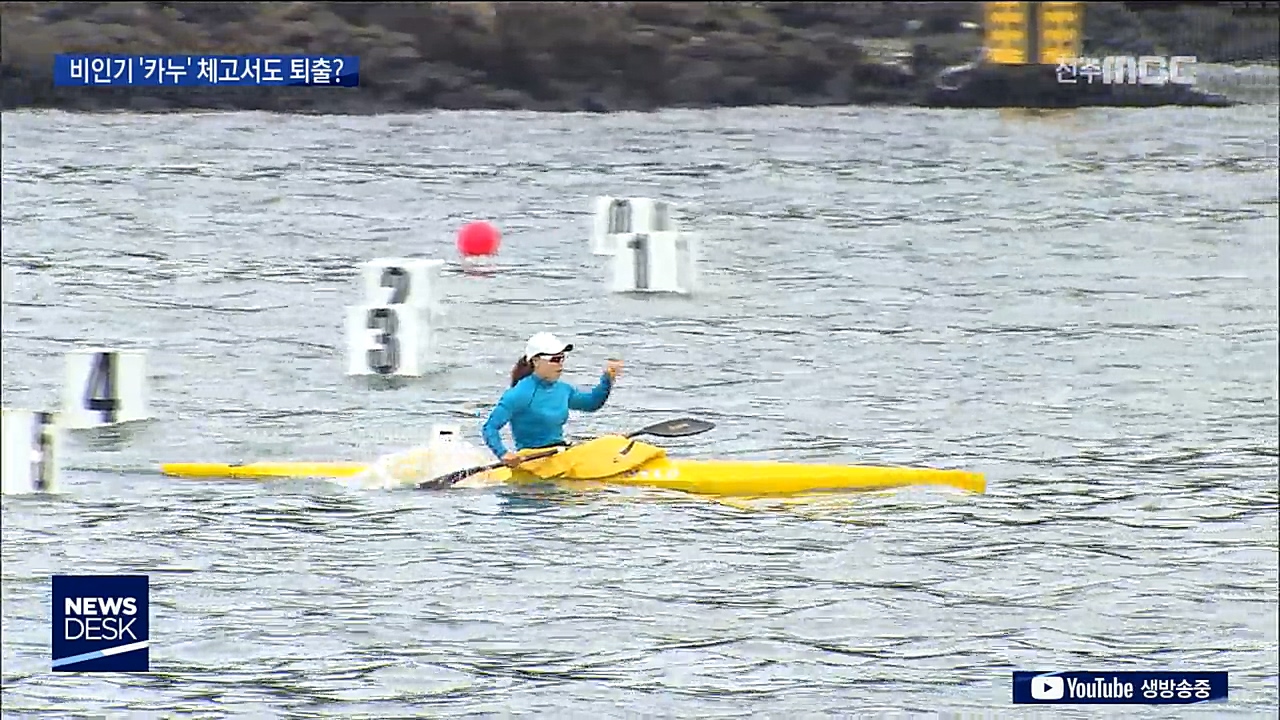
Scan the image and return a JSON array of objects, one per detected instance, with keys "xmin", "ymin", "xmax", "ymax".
[
  {"xmin": 1014, "ymin": 670, "xmax": 1226, "ymax": 705},
  {"xmin": 1032, "ymin": 675, "xmax": 1065, "ymax": 700}
]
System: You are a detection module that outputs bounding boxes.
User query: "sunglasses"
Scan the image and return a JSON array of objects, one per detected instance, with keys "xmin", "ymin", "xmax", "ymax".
[{"xmin": 539, "ymin": 354, "xmax": 566, "ymax": 364}]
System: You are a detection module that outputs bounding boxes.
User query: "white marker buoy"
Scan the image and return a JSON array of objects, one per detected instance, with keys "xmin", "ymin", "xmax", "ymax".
[
  {"xmin": 607, "ymin": 231, "xmax": 697, "ymax": 295},
  {"xmin": 424, "ymin": 423, "xmax": 491, "ymax": 482},
  {"xmin": 1, "ymin": 409, "xmax": 59, "ymax": 495},
  {"xmin": 345, "ymin": 305, "xmax": 434, "ymax": 377},
  {"xmin": 591, "ymin": 197, "xmax": 675, "ymax": 255},
  {"xmin": 360, "ymin": 258, "xmax": 445, "ymax": 313},
  {"xmin": 60, "ymin": 349, "xmax": 150, "ymax": 429},
  {"xmin": 428, "ymin": 423, "xmax": 462, "ymax": 445}
]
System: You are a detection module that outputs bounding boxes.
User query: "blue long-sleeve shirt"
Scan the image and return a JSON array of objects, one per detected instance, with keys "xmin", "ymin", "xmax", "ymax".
[{"xmin": 482, "ymin": 373, "xmax": 613, "ymax": 459}]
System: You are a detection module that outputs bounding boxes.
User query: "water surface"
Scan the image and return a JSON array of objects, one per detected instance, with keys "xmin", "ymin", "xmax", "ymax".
[{"xmin": 2, "ymin": 104, "xmax": 1277, "ymax": 717}]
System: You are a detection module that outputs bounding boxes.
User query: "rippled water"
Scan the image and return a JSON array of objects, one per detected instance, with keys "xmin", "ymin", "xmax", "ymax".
[{"xmin": 2, "ymin": 104, "xmax": 1278, "ymax": 718}]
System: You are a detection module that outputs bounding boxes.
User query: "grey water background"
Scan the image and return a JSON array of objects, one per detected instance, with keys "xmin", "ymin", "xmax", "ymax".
[{"xmin": 2, "ymin": 94, "xmax": 1277, "ymax": 718}]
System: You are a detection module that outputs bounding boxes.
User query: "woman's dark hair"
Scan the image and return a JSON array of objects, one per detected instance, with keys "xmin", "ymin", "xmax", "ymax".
[{"xmin": 510, "ymin": 356, "xmax": 534, "ymax": 386}]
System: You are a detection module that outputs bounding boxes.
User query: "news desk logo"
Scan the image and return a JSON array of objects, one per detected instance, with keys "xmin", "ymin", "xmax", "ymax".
[
  {"xmin": 52, "ymin": 575, "xmax": 149, "ymax": 672},
  {"xmin": 1013, "ymin": 671, "xmax": 1229, "ymax": 705},
  {"xmin": 1057, "ymin": 56, "xmax": 1198, "ymax": 86}
]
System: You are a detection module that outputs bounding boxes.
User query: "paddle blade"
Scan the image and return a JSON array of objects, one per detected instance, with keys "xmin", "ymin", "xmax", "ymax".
[
  {"xmin": 416, "ymin": 464, "xmax": 490, "ymax": 491},
  {"xmin": 631, "ymin": 418, "xmax": 715, "ymax": 438}
]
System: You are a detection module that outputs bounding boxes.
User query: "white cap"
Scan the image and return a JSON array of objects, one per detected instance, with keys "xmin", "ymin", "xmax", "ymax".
[{"xmin": 523, "ymin": 332, "xmax": 574, "ymax": 361}]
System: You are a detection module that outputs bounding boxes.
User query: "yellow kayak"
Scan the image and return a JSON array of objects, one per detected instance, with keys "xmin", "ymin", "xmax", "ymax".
[
  {"xmin": 161, "ymin": 462, "xmax": 370, "ymax": 480},
  {"xmin": 160, "ymin": 454, "xmax": 985, "ymax": 496}
]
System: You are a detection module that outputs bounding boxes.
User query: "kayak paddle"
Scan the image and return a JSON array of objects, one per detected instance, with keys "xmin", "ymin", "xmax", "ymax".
[{"xmin": 415, "ymin": 417, "xmax": 715, "ymax": 491}]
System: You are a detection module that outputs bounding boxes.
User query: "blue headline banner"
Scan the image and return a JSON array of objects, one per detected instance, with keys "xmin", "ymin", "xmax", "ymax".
[
  {"xmin": 53, "ymin": 55, "xmax": 359, "ymax": 87},
  {"xmin": 1013, "ymin": 671, "xmax": 1228, "ymax": 705},
  {"xmin": 52, "ymin": 574, "xmax": 150, "ymax": 672}
]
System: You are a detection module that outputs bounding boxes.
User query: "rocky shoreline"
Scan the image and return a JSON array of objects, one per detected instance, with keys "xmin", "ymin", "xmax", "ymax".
[{"xmin": 1, "ymin": 1, "xmax": 1276, "ymax": 113}]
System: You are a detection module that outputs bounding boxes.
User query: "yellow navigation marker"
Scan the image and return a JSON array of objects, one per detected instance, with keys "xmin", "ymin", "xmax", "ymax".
[{"xmin": 983, "ymin": 2, "xmax": 1083, "ymax": 66}]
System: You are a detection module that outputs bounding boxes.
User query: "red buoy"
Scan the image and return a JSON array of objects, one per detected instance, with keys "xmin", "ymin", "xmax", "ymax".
[{"xmin": 456, "ymin": 221, "xmax": 501, "ymax": 257}]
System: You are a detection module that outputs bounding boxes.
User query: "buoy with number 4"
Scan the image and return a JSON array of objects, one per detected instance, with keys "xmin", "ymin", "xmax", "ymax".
[
  {"xmin": 456, "ymin": 221, "xmax": 501, "ymax": 257},
  {"xmin": 61, "ymin": 349, "xmax": 151, "ymax": 429}
]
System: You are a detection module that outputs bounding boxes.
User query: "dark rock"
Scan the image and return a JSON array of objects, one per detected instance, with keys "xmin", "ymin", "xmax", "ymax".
[{"xmin": 0, "ymin": 1, "xmax": 1273, "ymax": 113}]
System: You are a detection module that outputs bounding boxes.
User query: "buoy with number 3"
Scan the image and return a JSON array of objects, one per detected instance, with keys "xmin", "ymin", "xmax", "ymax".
[{"xmin": 456, "ymin": 221, "xmax": 501, "ymax": 257}]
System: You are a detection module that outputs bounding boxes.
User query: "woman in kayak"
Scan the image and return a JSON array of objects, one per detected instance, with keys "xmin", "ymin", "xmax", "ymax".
[{"xmin": 482, "ymin": 332, "xmax": 624, "ymax": 467}]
